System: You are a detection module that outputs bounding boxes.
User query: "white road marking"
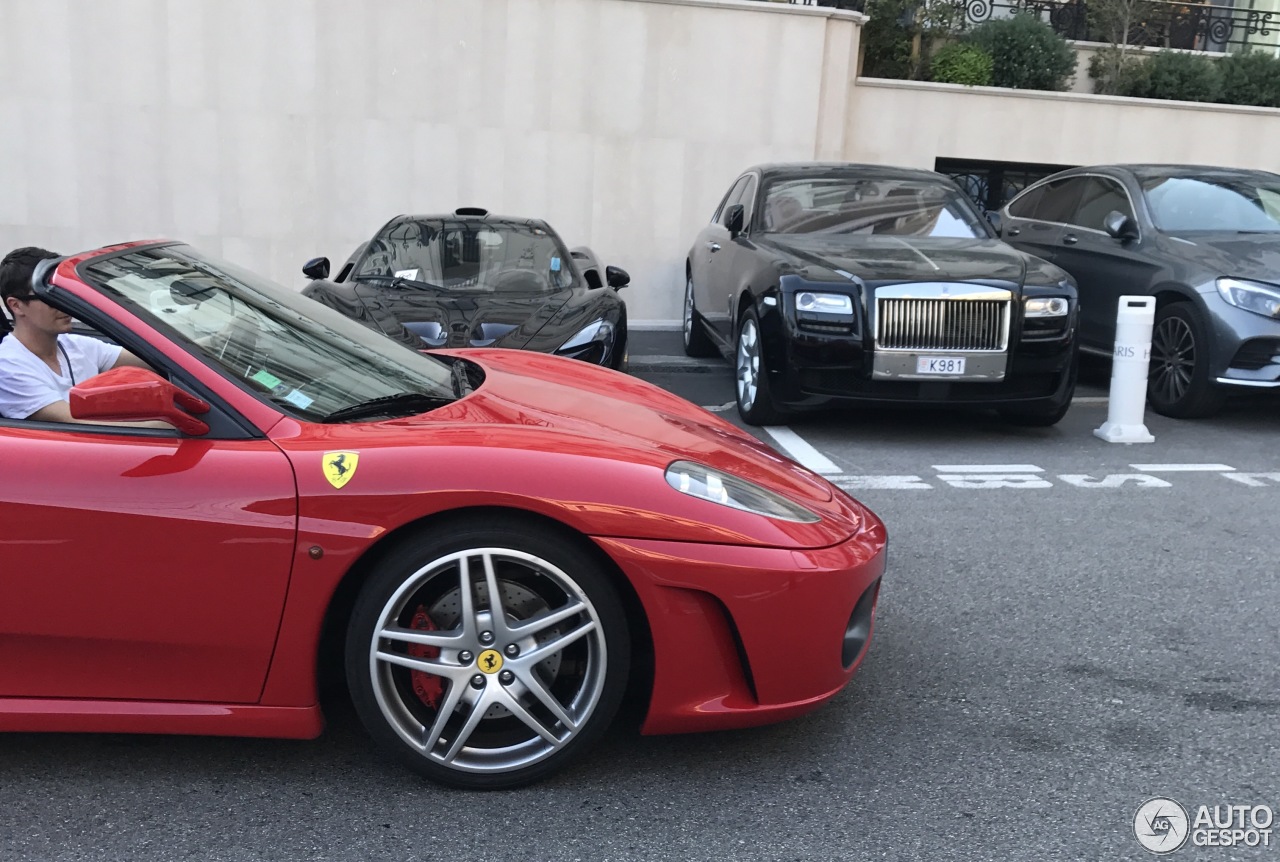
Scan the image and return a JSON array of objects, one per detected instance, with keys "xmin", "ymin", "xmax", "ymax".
[
  {"xmin": 761, "ymin": 426, "xmax": 842, "ymax": 474},
  {"xmin": 1129, "ymin": 463, "xmax": 1236, "ymax": 472},
  {"xmin": 1058, "ymin": 473, "xmax": 1172, "ymax": 489},
  {"xmin": 936, "ymin": 473, "xmax": 1054, "ymax": 489},
  {"xmin": 702, "ymin": 402, "xmax": 736, "ymax": 413},
  {"xmin": 836, "ymin": 476, "xmax": 933, "ymax": 490},
  {"xmin": 1223, "ymin": 472, "xmax": 1280, "ymax": 487},
  {"xmin": 931, "ymin": 464, "xmax": 1044, "ymax": 473},
  {"xmin": 1071, "ymin": 396, "xmax": 1110, "ymax": 404}
]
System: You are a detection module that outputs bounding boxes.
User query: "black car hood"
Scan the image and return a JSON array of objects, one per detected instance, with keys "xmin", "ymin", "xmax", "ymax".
[
  {"xmin": 346, "ymin": 282, "xmax": 574, "ymax": 350},
  {"xmin": 757, "ymin": 235, "xmax": 1040, "ymax": 284},
  {"xmin": 1161, "ymin": 232, "xmax": 1280, "ymax": 284}
]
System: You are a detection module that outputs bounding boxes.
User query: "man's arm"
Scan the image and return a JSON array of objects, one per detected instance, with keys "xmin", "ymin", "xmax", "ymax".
[
  {"xmin": 28, "ymin": 399, "xmax": 171, "ymax": 429},
  {"xmin": 111, "ymin": 349, "xmax": 151, "ymax": 370}
]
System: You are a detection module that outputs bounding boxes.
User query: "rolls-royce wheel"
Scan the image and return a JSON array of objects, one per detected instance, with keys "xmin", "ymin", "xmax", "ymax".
[{"xmin": 735, "ymin": 307, "xmax": 784, "ymax": 426}]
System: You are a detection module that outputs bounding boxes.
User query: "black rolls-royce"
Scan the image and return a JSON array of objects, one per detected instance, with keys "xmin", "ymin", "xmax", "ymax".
[
  {"xmin": 684, "ymin": 163, "xmax": 1080, "ymax": 425},
  {"xmin": 302, "ymin": 209, "xmax": 630, "ymax": 370}
]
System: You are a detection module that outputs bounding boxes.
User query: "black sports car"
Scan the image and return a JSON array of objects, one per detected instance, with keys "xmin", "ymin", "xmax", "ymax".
[
  {"xmin": 996, "ymin": 164, "xmax": 1280, "ymax": 418},
  {"xmin": 684, "ymin": 163, "xmax": 1079, "ymax": 425},
  {"xmin": 302, "ymin": 209, "xmax": 630, "ymax": 369}
]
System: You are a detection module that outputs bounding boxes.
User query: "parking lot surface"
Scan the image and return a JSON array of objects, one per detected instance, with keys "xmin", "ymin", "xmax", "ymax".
[{"xmin": 1, "ymin": 331, "xmax": 1276, "ymax": 862}]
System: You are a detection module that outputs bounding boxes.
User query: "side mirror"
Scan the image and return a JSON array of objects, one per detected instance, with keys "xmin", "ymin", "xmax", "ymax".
[
  {"xmin": 985, "ymin": 210, "xmax": 1003, "ymax": 234},
  {"xmin": 1103, "ymin": 211, "xmax": 1140, "ymax": 241},
  {"xmin": 605, "ymin": 265, "xmax": 630, "ymax": 289},
  {"xmin": 725, "ymin": 204, "xmax": 745, "ymax": 237},
  {"xmin": 302, "ymin": 257, "xmax": 331, "ymax": 280},
  {"xmin": 70, "ymin": 367, "xmax": 211, "ymax": 436}
]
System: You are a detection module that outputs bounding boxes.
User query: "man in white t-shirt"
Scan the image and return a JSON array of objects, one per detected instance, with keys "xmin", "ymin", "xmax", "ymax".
[{"xmin": 0, "ymin": 246, "xmax": 155, "ymax": 423}]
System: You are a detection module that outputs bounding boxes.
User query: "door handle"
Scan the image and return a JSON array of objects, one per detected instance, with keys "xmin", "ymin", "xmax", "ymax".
[
  {"xmin": 706, "ymin": 241, "xmax": 721, "ymax": 253},
  {"xmin": 1006, "ymin": 227, "xmax": 1020, "ymax": 237},
  {"xmin": 1062, "ymin": 234, "xmax": 1079, "ymax": 245}
]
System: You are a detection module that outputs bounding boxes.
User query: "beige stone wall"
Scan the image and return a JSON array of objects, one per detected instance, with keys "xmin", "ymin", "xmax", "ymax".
[
  {"xmin": 4, "ymin": 0, "xmax": 1279, "ymax": 327},
  {"xmin": 0, "ymin": 0, "xmax": 863, "ymax": 325},
  {"xmin": 846, "ymin": 78, "xmax": 1280, "ymax": 173}
]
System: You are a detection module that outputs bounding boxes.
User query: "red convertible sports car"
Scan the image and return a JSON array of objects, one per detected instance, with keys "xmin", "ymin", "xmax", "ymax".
[{"xmin": 0, "ymin": 241, "xmax": 887, "ymax": 790}]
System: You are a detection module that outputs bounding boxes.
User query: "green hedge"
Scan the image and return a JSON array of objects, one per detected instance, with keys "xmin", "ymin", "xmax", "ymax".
[
  {"xmin": 963, "ymin": 14, "xmax": 1077, "ymax": 91},
  {"xmin": 1142, "ymin": 50, "xmax": 1224, "ymax": 102},
  {"xmin": 1217, "ymin": 51, "xmax": 1280, "ymax": 108},
  {"xmin": 929, "ymin": 43, "xmax": 995, "ymax": 86}
]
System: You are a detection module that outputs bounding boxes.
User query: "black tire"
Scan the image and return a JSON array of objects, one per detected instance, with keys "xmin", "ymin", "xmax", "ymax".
[
  {"xmin": 735, "ymin": 307, "xmax": 785, "ymax": 425},
  {"xmin": 682, "ymin": 273, "xmax": 718, "ymax": 358},
  {"xmin": 345, "ymin": 518, "xmax": 630, "ymax": 790},
  {"xmin": 1148, "ymin": 301, "xmax": 1225, "ymax": 419}
]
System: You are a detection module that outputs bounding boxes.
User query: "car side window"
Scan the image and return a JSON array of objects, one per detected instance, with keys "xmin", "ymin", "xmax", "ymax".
[
  {"xmin": 1034, "ymin": 177, "xmax": 1089, "ymax": 224},
  {"xmin": 1007, "ymin": 184, "xmax": 1046, "ymax": 219},
  {"xmin": 738, "ymin": 176, "xmax": 759, "ymax": 231},
  {"xmin": 1070, "ymin": 177, "xmax": 1135, "ymax": 232},
  {"xmin": 713, "ymin": 177, "xmax": 749, "ymax": 224}
]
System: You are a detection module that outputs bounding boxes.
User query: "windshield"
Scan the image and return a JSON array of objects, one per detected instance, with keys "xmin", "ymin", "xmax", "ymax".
[
  {"xmin": 1143, "ymin": 175, "xmax": 1280, "ymax": 233},
  {"xmin": 352, "ymin": 220, "xmax": 577, "ymax": 293},
  {"xmin": 81, "ymin": 245, "xmax": 457, "ymax": 422},
  {"xmin": 760, "ymin": 177, "xmax": 990, "ymax": 239}
]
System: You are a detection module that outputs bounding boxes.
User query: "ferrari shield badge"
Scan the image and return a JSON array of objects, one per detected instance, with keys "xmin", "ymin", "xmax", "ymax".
[{"xmin": 322, "ymin": 452, "xmax": 359, "ymax": 489}]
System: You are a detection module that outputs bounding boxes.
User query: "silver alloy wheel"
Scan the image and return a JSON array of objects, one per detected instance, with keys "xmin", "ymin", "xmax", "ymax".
[
  {"xmin": 367, "ymin": 548, "xmax": 608, "ymax": 775},
  {"xmin": 1151, "ymin": 315, "xmax": 1195, "ymax": 404},
  {"xmin": 737, "ymin": 316, "xmax": 759, "ymax": 411},
  {"xmin": 683, "ymin": 277, "xmax": 695, "ymax": 346}
]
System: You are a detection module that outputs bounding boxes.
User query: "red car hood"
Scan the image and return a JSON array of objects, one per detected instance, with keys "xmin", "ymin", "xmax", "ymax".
[{"xmin": 414, "ymin": 349, "xmax": 835, "ymax": 508}]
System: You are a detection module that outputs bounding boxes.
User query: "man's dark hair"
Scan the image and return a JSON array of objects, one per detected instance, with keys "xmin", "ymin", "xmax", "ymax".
[
  {"xmin": 0, "ymin": 246, "xmax": 60, "ymax": 339},
  {"xmin": 0, "ymin": 246, "xmax": 61, "ymax": 304}
]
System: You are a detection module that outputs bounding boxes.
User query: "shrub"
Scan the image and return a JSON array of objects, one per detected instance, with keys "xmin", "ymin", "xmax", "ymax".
[
  {"xmin": 1217, "ymin": 50, "xmax": 1280, "ymax": 108},
  {"xmin": 964, "ymin": 13, "xmax": 1078, "ymax": 91},
  {"xmin": 861, "ymin": 0, "xmax": 914, "ymax": 80},
  {"xmin": 1088, "ymin": 45, "xmax": 1150, "ymax": 96},
  {"xmin": 929, "ymin": 42, "xmax": 994, "ymax": 86},
  {"xmin": 1141, "ymin": 50, "xmax": 1223, "ymax": 102}
]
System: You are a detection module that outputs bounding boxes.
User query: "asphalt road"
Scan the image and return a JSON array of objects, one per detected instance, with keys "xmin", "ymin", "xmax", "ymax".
[{"xmin": 2, "ymin": 335, "xmax": 1277, "ymax": 862}]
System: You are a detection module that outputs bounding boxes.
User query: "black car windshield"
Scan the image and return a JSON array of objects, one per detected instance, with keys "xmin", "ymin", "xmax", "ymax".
[
  {"xmin": 760, "ymin": 177, "xmax": 989, "ymax": 239},
  {"xmin": 352, "ymin": 220, "xmax": 577, "ymax": 293},
  {"xmin": 81, "ymin": 245, "xmax": 457, "ymax": 422},
  {"xmin": 1143, "ymin": 175, "xmax": 1280, "ymax": 233}
]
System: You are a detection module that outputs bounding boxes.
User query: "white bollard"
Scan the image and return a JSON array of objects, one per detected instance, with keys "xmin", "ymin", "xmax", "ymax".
[{"xmin": 1094, "ymin": 296, "xmax": 1156, "ymax": 444}]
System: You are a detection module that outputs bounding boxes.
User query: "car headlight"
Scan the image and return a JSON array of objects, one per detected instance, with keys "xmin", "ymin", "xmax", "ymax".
[
  {"xmin": 1217, "ymin": 277, "xmax": 1280, "ymax": 319},
  {"xmin": 665, "ymin": 461, "xmax": 820, "ymax": 523},
  {"xmin": 558, "ymin": 319, "xmax": 614, "ymax": 353},
  {"xmin": 1025, "ymin": 297, "xmax": 1070, "ymax": 317},
  {"xmin": 796, "ymin": 291, "xmax": 853, "ymax": 314}
]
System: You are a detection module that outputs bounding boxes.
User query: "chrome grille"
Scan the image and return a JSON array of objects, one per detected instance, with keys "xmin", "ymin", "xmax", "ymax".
[{"xmin": 876, "ymin": 298, "xmax": 1009, "ymax": 351}]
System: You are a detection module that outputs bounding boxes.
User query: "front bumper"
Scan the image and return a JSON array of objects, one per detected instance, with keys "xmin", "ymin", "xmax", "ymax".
[{"xmin": 594, "ymin": 511, "xmax": 887, "ymax": 735}]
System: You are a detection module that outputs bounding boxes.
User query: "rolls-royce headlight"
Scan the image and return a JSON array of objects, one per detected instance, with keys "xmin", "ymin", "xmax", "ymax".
[
  {"xmin": 665, "ymin": 461, "xmax": 820, "ymax": 523},
  {"xmin": 558, "ymin": 319, "xmax": 614, "ymax": 353},
  {"xmin": 796, "ymin": 292, "xmax": 853, "ymax": 314},
  {"xmin": 1217, "ymin": 277, "xmax": 1280, "ymax": 319},
  {"xmin": 1025, "ymin": 297, "xmax": 1070, "ymax": 317}
]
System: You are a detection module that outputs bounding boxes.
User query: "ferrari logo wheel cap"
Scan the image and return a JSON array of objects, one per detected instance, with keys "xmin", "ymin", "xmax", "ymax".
[
  {"xmin": 478, "ymin": 649, "xmax": 504, "ymax": 674},
  {"xmin": 322, "ymin": 452, "xmax": 359, "ymax": 489}
]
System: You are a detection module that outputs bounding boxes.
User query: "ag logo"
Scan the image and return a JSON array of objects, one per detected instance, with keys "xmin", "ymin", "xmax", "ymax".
[
  {"xmin": 477, "ymin": 649, "xmax": 503, "ymax": 674},
  {"xmin": 1134, "ymin": 797, "xmax": 1190, "ymax": 854},
  {"xmin": 322, "ymin": 452, "xmax": 359, "ymax": 489}
]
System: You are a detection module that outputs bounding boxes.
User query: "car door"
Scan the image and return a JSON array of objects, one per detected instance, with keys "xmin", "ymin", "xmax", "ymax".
[
  {"xmin": 0, "ymin": 410, "xmax": 297, "ymax": 704},
  {"xmin": 714, "ymin": 174, "xmax": 761, "ymax": 343},
  {"xmin": 1054, "ymin": 176, "xmax": 1160, "ymax": 350},
  {"xmin": 1002, "ymin": 176, "xmax": 1087, "ymax": 263},
  {"xmin": 691, "ymin": 176, "xmax": 748, "ymax": 342}
]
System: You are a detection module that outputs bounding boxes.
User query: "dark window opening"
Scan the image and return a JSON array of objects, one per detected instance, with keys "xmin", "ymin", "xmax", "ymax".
[{"xmin": 935, "ymin": 158, "xmax": 1076, "ymax": 213}]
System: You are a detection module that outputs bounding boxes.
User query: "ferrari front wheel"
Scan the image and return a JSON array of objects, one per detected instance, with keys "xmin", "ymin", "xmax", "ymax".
[{"xmin": 345, "ymin": 519, "xmax": 630, "ymax": 790}]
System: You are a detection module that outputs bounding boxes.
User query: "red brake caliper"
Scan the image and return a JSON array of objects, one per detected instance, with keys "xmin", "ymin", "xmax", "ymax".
[{"xmin": 407, "ymin": 606, "xmax": 444, "ymax": 710}]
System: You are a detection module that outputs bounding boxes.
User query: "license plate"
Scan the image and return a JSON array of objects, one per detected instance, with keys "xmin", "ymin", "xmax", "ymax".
[{"xmin": 917, "ymin": 356, "xmax": 966, "ymax": 375}]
